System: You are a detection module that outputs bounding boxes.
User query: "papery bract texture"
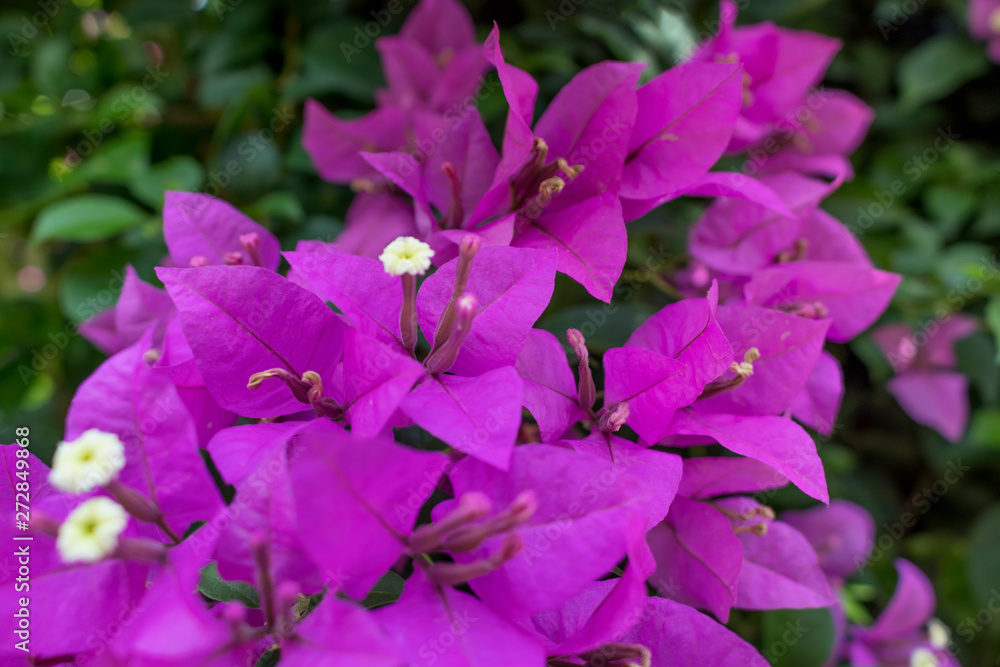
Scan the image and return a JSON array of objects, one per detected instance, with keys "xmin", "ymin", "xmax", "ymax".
[{"xmin": 159, "ymin": 265, "xmax": 347, "ymax": 418}]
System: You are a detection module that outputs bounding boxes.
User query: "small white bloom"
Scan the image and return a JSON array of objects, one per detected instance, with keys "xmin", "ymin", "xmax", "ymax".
[
  {"xmin": 49, "ymin": 429, "xmax": 126, "ymax": 494},
  {"xmin": 57, "ymin": 497, "xmax": 129, "ymax": 564},
  {"xmin": 379, "ymin": 236, "xmax": 435, "ymax": 276},
  {"xmin": 927, "ymin": 618, "xmax": 950, "ymax": 649},
  {"xmin": 910, "ymin": 648, "xmax": 940, "ymax": 667}
]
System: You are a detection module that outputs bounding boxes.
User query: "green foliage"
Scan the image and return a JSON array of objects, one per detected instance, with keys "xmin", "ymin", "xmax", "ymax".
[
  {"xmin": 898, "ymin": 35, "xmax": 990, "ymax": 107},
  {"xmin": 32, "ymin": 194, "xmax": 149, "ymax": 242},
  {"xmin": 198, "ymin": 562, "xmax": 261, "ymax": 608},
  {"xmin": 362, "ymin": 570, "xmax": 405, "ymax": 609},
  {"xmin": 760, "ymin": 607, "xmax": 836, "ymax": 667}
]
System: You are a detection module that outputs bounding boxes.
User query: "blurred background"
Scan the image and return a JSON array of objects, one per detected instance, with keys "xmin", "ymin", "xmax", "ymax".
[{"xmin": 1, "ymin": 0, "xmax": 998, "ymax": 663}]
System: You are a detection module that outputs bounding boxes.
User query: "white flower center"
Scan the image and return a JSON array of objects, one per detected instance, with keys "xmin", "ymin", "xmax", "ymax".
[
  {"xmin": 57, "ymin": 497, "xmax": 129, "ymax": 564},
  {"xmin": 927, "ymin": 618, "xmax": 950, "ymax": 649},
  {"xmin": 909, "ymin": 648, "xmax": 940, "ymax": 667},
  {"xmin": 990, "ymin": 8, "xmax": 1000, "ymax": 35},
  {"xmin": 378, "ymin": 236, "xmax": 435, "ymax": 276},
  {"xmin": 49, "ymin": 429, "xmax": 126, "ymax": 494}
]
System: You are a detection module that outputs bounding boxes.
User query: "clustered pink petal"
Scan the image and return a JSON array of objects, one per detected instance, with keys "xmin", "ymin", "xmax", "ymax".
[{"xmin": 32, "ymin": 2, "xmax": 953, "ymax": 666}]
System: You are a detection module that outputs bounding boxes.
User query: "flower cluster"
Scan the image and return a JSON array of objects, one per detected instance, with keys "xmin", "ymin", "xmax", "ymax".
[
  {"xmin": 872, "ymin": 314, "xmax": 979, "ymax": 443},
  {"xmin": 1, "ymin": 1, "xmax": 958, "ymax": 666},
  {"xmin": 782, "ymin": 501, "xmax": 959, "ymax": 667},
  {"xmin": 969, "ymin": 0, "xmax": 1000, "ymax": 63}
]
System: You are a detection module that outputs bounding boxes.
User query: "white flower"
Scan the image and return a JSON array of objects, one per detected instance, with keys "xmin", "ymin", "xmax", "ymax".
[
  {"xmin": 378, "ymin": 236, "xmax": 435, "ymax": 276},
  {"xmin": 57, "ymin": 497, "xmax": 129, "ymax": 564},
  {"xmin": 927, "ymin": 618, "xmax": 950, "ymax": 649},
  {"xmin": 910, "ymin": 648, "xmax": 940, "ymax": 667},
  {"xmin": 49, "ymin": 429, "xmax": 126, "ymax": 494}
]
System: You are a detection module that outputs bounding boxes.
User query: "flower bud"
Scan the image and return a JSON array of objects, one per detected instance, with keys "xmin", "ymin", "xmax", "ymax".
[
  {"xmin": 115, "ymin": 536, "xmax": 168, "ymax": 562},
  {"xmin": 427, "ymin": 533, "xmax": 524, "ymax": 587},
  {"xmin": 597, "ymin": 402, "xmax": 630, "ymax": 433},
  {"xmin": 223, "ymin": 251, "xmax": 244, "ymax": 266},
  {"xmin": 425, "ymin": 294, "xmax": 478, "ymax": 375},
  {"xmin": 567, "ymin": 329, "xmax": 596, "ymax": 412},
  {"xmin": 240, "ymin": 233, "xmax": 264, "ymax": 267}
]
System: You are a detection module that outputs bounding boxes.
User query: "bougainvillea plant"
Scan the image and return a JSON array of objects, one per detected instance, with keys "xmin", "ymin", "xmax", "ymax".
[{"xmin": 0, "ymin": 0, "xmax": 961, "ymax": 665}]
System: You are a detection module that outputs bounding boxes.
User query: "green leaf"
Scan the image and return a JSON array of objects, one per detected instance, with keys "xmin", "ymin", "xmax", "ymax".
[
  {"xmin": 925, "ymin": 186, "xmax": 977, "ymax": 239},
  {"xmin": 245, "ymin": 191, "xmax": 304, "ymax": 223},
  {"xmin": 986, "ymin": 297, "xmax": 1000, "ymax": 363},
  {"xmin": 760, "ymin": 607, "xmax": 835, "ymax": 667},
  {"xmin": 968, "ymin": 408, "xmax": 1000, "ymax": 449},
  {"xmin": 58, "ymin": 251, "xmax": 131, "ymax": 323},
  {"xmin": 840, "ymin": 586, "xmax": 873, "ymax": 625},
  {"xmin": 61, "ymin": 132, "xmax": 152, "ymax": 187},
  {"xmin": 254, "ymin": 649, "xmax": 280, "ymax": 667},
  {"xmin": 968, "ymin": 503, "xmax": 1000, "ymax": 607},
  {"xmin": 362, "ymin": 571, "xmax": 404, "ymax": 609},
  {"xmin": 291, "ymin": 22, "xmax": 384, "ymax": 103},
  {"xmin": 128, "ymin": 157, "xmax": 206, "ymax": 209},
  {"xmin": 540, "ymin": 303, "xmax": 656, "ymax": 353},
  {"xmin": 955, "ymin": 333, "xmax": 999, "ymax": 406},
  {"xmin": 851, "ymin": 334, "xmax": 894, "ymax": 383},
  {"xmin": 897, "ymin": 35, "xmax": 989, "ymax": 107},
  {"xmin": 198, "ymin": 562, "xmax": 261, "ymax": 608},
  {"xmin": 32, "ymin": 195, "xmax": 148, "ymax": 243}
]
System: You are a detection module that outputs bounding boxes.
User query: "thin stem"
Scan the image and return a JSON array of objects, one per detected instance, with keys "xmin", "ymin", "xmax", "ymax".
[{"xmin": 401, "ymin": 274, "xmax": 418, "ymax": 357}]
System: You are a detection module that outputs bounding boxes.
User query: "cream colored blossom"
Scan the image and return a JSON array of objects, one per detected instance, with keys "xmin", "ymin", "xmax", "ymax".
[
  {"xmin": 379, "ymin": 236, "xmax": 435, "ymax": 276},
  {"xmin": 49, "ymin": 429, "xmax": 126, "ymax": 494},
  {"xmin": 57, "ymin": 497, "xmax": 129, "ymax": 563},
  {"xmin": 927, "ymin": 618, "xmax": 950, "ymax": 650},
  {"xmin": 910, "ymin": 648, "xmax": 940, "ymax": 667}
]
